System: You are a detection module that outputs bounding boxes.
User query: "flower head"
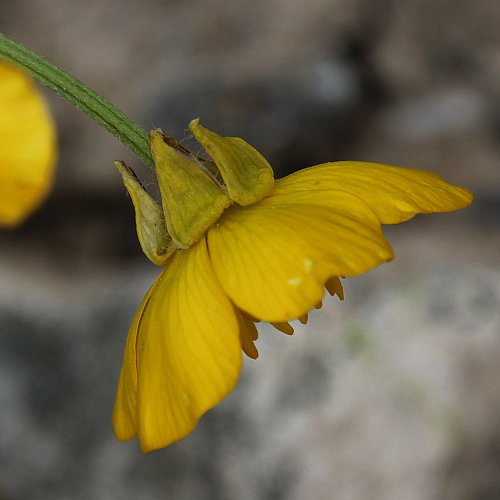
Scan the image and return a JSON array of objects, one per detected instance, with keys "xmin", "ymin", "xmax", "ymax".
[
  {"xmin": 113, "ymin": 119, "xmax": 473, "ymax": 453},
  {"xmin": 0, "ymin": 61, "xmax": 57, "ymax": 227}
]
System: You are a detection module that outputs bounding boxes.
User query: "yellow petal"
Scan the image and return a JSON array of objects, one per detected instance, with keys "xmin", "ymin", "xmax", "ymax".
[
  {"xmin": 189, "ymin": 119, "xmax": 275, "ymax": 206},
  {"xmin": 0, "ymin": 62, "xmax": 57, "ymax": 227},
  {"xmin": 134, "ymin": 239, "xmax": 242, "ymax": 452},
  {"xmin": 112, "ymin": 275, "xmax": 161, "ymax": 441},
  {"xmin": 273, "ymin": 162, "xmax": 473, "ymax": 224},
  {"xmin": 208, "ymin": 189, "xmax": 393, "ymax": 322}
]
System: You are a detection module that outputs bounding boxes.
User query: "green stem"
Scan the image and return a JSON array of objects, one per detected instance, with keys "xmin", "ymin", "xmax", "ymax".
[{"xmin": 0, "ymin": 32, "xmax": 153, "ymax": 168}]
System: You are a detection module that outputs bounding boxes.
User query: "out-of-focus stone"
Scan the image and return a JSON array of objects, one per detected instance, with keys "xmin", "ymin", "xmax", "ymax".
[
  {"xmin": 0, "ymin": 0, "xmax": 498, "ymax": 498},
  {"xmin": 0, "ymin": 224, "xmax": 499, "ymax": 499}
]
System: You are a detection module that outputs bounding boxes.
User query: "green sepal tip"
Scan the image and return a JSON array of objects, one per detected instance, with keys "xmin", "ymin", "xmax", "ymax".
[
  {"xmin": 149, "ymin": 130, "xmax": 232, "ymax": 248},
  {"xmin": 115, "ymin": 160, "xmax": 177, "ymax": 265},
  {"xmin": 188, "ymin": 118, "xmax": 275, "ymax": 206}
]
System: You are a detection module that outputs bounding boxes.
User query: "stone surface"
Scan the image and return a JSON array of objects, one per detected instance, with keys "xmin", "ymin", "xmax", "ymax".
[
  {"xmin": 0, "ymin": 0, "xmax": 499, "ymax": 498},
  {"xmin": 1, "ymin": 234, "xmax": 499, "ymax": 499}
]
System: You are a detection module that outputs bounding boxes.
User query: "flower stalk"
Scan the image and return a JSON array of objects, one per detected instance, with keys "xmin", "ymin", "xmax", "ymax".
[{"xmin": 0, "ymin": 32, "xmax": 153, "ymax": 168}]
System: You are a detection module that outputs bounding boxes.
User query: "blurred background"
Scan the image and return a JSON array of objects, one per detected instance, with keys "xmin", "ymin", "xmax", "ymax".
[{"xmin": 1, "ymin": 0, "xmax": 499, "ymax": 498}]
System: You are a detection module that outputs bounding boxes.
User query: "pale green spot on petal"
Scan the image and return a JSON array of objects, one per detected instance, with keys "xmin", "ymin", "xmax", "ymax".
[{"xmin": 288, "ymin": 277, "xmax": 302, "ymax": 287}]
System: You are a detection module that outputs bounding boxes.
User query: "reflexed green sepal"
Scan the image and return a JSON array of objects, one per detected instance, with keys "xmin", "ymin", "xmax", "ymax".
[
  {"xmin": 188, "ymin": 119, "xmax": 275, "ymax": 206},
  {"xmin": 115, "ymin": 161, "xmax": 176, "ymax": 266},
  {"xmin": 149, "ymin": 130, "xmax": 232, "ymax": 248}
]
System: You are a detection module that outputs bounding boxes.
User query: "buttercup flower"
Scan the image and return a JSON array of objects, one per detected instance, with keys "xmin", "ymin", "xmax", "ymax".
[
  {"xmin": 0, "ymin": 61, "xmax": 57, "ymax": 227},
  {"xmin": 113, "ymin": 119, "xmax": 473, "ymax": 453}
]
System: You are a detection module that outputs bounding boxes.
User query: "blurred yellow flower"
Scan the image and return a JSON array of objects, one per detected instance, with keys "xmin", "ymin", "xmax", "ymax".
[
  {"xmin": 113, "ymin": 119, "xmax": 473, "ymax": 453},
  {"xmin": 0, "ymin": 61, "xmax": 57, "ymax": 227}
]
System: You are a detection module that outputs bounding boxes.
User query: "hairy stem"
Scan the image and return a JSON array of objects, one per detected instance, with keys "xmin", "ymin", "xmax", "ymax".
[{"xmin": 0, "ymin": 32, "xmax": 153, "ymax": 167}]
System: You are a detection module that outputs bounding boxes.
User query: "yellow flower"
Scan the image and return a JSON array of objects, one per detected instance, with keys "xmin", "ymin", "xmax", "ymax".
[
  {"xmin": 0, "ymin": 61, "xmax": 57, "ymax": 227},
  {"xmin": 113, "ymin": 119, "xmax": 473, "ymax": 453}
]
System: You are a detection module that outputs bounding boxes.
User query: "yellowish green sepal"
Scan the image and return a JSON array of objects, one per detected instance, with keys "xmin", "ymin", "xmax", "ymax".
[
  {"xmin": 115, "ymin": 161, "xmax": 176, "ymax": 266},
  {"xmin": 149, "ymin": 130, "xmax": 231, "ymax": 248},
  {"xmin": 188, "ymin": 119, "xmax": 275, "ymax": 206}
]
